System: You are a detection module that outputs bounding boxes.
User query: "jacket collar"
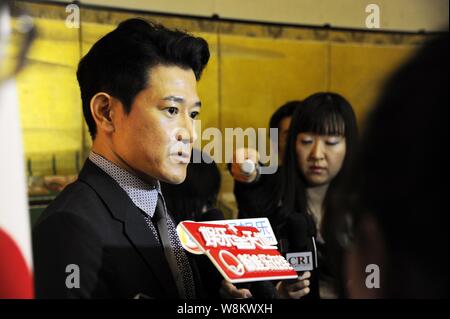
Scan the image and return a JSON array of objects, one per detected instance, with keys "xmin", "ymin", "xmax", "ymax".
[{"xmin": 78, "ymin": 159, "xmax": 180, "ymax": 298}]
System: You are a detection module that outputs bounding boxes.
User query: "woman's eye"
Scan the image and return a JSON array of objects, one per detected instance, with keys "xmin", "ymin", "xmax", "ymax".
[
  {"xmin": 190, "ymin": 111, "xmax": 199, "ymax": 119},
  {"xmin": 166, "ymin": 107, "xmax": 179, "ymax": 116},
  {"xmin": 325, "ymin": 139, "xmax": 340, "ymax": 145},
  {"xmin": 301, "ymin": 140, "xmax": 313, "ymax": 145}
]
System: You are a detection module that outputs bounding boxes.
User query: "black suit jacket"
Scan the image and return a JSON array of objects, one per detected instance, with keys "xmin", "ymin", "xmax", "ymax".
[{"xmin": 33, "ymin": 159, "xmax": 205, "ymax": 299}]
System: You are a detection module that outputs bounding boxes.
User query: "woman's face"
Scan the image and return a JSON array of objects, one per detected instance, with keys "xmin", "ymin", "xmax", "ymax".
[{"xmin": 296, "ymin": 132, "xmax": 346, "ymax": 187}]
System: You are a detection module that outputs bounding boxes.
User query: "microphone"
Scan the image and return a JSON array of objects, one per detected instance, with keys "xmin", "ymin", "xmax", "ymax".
[
  {"xmin": 285, "ymin": 213, "xmax": 317, "ymax": 274},
  {"xmin": 244, "ymin": 213, "xmax": 316, "ymax": 299},
  {"xmin": 282, "ymin": 213, "xmax": 320, "ymax": 299},
  {"xmin": 196, "ymin": 207, "xmax": 278, "ymax": 299},
  {"xmin": 240, "ymin": 159, "xmax": 256, "ymax": 176}
]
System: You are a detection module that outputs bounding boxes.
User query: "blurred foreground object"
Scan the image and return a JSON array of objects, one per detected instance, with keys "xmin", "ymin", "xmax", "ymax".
[{"xmin": 330, "ymin": 33, "xmax": 449, "ymax": 298}]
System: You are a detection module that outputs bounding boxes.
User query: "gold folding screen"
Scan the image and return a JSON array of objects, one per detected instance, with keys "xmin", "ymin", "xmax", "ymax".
[{"xmin": 15, "ymin": 2, "xmax": 432, "ymax": 214}]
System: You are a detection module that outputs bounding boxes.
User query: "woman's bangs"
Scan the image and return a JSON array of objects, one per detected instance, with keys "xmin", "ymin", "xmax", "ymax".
[{"xmin": 297, "ymin": 107, "xmax": 346, "ymax": 136}]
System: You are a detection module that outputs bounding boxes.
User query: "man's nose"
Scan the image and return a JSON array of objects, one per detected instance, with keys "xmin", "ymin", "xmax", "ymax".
[{"xmin": 176, "ymin": 114, "xmax": 196, "ymax": 144}]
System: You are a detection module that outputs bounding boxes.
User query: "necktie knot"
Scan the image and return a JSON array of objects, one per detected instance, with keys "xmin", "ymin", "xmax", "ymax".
[{"xmin": 152, "ymin": 194, "xmax": 165, "ymax": 222}]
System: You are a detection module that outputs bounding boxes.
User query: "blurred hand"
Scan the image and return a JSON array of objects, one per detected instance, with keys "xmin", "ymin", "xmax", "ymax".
[
  {"xmin": 276, "ymin": 271, "xmax": 311, "ymax": 299},
  {"xmin": 230, "ymin": 147, "xmax": 260, "ymax": 184},
  {"xmin": 219, "ymin": 280, "xmax": 252, "ymax": 299}
]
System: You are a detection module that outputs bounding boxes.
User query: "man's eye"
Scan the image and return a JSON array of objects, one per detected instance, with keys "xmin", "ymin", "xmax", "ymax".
[
  {"xmin": 190, "ymin": 111, "xmax": 199, "ymax": 119},
  {"xmin": 166, "ymin": 107, "xmax": 179, "ymax": 116}
]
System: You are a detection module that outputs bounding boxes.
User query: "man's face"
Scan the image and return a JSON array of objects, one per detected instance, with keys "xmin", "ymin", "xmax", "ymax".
[{"xmin": 111, "ymin": 65, "xmax": 200, "ymax": 184}]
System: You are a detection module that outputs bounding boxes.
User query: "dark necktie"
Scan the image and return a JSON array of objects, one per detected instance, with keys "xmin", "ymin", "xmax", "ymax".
[{"xmin": 151, "ymin": 194, "xmax": 196, "ymax": 299}]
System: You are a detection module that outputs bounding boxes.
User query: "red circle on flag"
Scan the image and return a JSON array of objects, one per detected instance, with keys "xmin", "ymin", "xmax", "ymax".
[{"xmin": 0, "ymin": 227, "xmax": 34, "ymax": 298}]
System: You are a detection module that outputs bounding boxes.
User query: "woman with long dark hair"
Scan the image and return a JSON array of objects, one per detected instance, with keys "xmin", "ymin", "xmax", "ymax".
[
  {"xmin": 277, "ymin": 92, "xmax": 358, "ymax": 298},
  {"xmin": 227, "ymin": 92, "xmax": 358, "ymax": 299}
]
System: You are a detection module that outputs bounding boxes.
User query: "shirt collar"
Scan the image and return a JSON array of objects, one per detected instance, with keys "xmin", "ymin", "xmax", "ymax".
[{"xmin": 88, "ymin": 151, "xmax": 160, "ymax": 218}]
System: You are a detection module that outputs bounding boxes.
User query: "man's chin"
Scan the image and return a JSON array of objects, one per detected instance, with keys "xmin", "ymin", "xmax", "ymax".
[
  {"xmin": 159, "ymin": 172, "xmax": 187, "ymax": 185},
  {"xmin": 168, "ymin": 176, "xmax": 186, "ymax": 185}
]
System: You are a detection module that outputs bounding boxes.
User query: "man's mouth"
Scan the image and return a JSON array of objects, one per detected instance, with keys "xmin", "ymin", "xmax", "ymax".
[{"xmin": 169, "ymin": 151, "xmax": 191, "ymax": 164}]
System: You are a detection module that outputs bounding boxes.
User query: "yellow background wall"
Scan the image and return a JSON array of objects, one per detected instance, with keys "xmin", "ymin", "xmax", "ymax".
[{"xmin": 16, "ymin": 17, "xmax": 81, "ymax": 175}]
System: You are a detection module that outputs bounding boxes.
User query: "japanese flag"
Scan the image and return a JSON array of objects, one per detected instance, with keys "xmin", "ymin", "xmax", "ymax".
[
  {"xmin": 0, "ymin": 15, "xmax": 34, "ymax": 296},
  {"xmin": 0, "ymin": 77, "xmax": 34, "ymax": 298}
]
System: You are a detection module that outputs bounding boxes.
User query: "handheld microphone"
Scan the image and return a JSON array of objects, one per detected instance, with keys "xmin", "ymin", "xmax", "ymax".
[
  {"xmin": 197, "ymin": 207, "xmax": 278, "ymax": 299},
  {"xmin": 285, "ymin": 213, "xmax": 317, "ymax": 274},
  {"xmin": 240, "ymin": 159, "xmax": 256, "ymax": 176},
  {"xmin": 246, "ymin": 213, "xmax": 317, "ymax": 299}
]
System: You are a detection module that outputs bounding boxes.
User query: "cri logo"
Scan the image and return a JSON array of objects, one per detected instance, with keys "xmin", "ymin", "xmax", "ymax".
[
  {"xmin": 286, "ymin": 252, "xmax": 313, "ymax": 271},
  {"xmin": 288, "ymin": 255, "xmax": 311, "ymax": 265}
]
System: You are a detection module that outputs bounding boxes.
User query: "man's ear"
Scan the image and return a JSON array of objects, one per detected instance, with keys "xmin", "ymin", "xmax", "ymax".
[{"xmin": 90, "ymin": 92, "xmax": 115, "ymax": 134}]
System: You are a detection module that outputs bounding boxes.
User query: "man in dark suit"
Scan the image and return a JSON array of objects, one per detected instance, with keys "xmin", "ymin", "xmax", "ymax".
[{"xmin": 33, "ymin": 18, "xmax": 210, "ymax": 298}]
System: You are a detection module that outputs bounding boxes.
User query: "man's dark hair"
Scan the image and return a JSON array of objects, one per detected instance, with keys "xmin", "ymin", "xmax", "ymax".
[
  {"xmin": 77, "ymin": 18, "xmax": 210, "ymax": 139},
  {"xmin": 269, "ymin": 100, "xmax": 301, "ymax": 130}
]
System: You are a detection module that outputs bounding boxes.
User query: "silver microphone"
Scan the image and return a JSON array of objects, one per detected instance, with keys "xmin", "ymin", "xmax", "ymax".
[{"xmin": 240, "ymin": 159, "xmax": 256, "ymax": 176}]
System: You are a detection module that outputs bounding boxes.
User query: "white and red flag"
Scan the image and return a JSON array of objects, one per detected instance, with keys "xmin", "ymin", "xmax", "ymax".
[
  {"xmin": 0, "ymin": 8, "xmax": 34, "ymax": 296},
  {"xmin": 0, "ymin": 76, "xmax": 34, "ymax": 298}
]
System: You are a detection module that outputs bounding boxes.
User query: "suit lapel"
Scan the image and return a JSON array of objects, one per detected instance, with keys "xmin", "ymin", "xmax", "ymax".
[
  {"xmin": 123, "ymin": 205, "xmax": 179, "ymax": 298},
  {"xmin": 78, "ymin": 159, "xmax": 179, "ymax": 298}
]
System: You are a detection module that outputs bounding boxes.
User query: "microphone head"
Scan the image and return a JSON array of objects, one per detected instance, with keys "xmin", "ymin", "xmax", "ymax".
[
  {"xmin": 286, "ymin": 213, "xmax": 310, "ymax": 251},
  {"xmin": 286, "ymin": 213, "xmax": 317, "ymax": 271},
  {"xmin": 240, "ymin": 159, "xmax": 256, "ymax": 176}
]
